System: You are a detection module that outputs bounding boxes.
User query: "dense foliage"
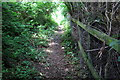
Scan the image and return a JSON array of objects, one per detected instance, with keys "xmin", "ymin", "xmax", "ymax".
[
  {"xmin": 2, "ymin": 2, "xmax": 120, "ymax": 80},
  {"xmin": 2, "ymin": 2, "xmax": 57, "ymax": 79}
]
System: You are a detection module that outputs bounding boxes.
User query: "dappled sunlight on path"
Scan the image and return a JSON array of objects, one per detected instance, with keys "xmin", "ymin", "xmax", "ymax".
[
  {"xmin": 43, "ymin": 25, "xmax": 73, "ymax": 78},
  {"xmin": 54, "ymin": 25, "xmax": 64, "ymax": 34},
  {"xmin": 32, "ymin": 25, "xmax": 77, "ymax": 78}
]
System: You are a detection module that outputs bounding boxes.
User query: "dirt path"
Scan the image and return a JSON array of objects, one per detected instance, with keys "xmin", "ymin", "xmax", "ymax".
[
  {"xmin": 33, "ymin": 26, "xmax": 75, "ymax": 78},
  {"xmin": 44, "ymin": 26, "xmax": 73, "ymax": 78}
]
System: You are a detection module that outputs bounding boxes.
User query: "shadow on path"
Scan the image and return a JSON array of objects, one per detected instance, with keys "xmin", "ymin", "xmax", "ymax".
[{"xmin": 33, "ymin": 25, "xmax": 75, "ymax": 78}]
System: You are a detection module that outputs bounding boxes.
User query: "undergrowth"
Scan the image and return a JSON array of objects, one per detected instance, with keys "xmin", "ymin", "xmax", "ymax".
[
  {"xmin": 61, "ymin": 25, "xmax": 81, "ymax": 77},
  {"xmin": 2, "ymin": 2, "xmax": 57, "ymax": 80},
  {"xmin": 2, "ymin": 24, "xmax": 56, "ymax": 80}
]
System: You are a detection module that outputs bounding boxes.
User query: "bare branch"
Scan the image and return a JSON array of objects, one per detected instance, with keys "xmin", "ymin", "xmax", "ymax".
[{"xmin": 86, "ymin": 46, "xmax": 109, "ymax": 52}]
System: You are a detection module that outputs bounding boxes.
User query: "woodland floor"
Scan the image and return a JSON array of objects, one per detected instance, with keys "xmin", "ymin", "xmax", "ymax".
[{"xmin": 32, "ymin": 26, "xmax": 77, "ymax": 78}]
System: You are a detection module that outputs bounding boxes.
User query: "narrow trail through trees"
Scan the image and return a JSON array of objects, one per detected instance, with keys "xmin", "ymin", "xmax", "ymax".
[
  {"xmin": 45, "ymin": 26, "xmax": 71, "ymax": 78},
  {"xmin": 33, "ymin": 26, "xmax": 75, "ymax": 78}
]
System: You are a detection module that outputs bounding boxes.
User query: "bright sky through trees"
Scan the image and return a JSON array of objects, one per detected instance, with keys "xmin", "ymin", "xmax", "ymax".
[{"xmin": 51, "ymin": 3, "xmax": 65, "ymax": 25}]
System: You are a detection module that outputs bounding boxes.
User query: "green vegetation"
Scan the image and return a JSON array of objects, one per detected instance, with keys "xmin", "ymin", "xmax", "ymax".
[
  {"xmin": 2, "ymin": 2, "xmax": 57, "ymax": 79},
  {"xmin": 2, "ymin": 2, "xmax": 120, "ymax": 80},
  {"xmin": 61, "ymin": 24, "xmax": 78, "ymax": 62}
]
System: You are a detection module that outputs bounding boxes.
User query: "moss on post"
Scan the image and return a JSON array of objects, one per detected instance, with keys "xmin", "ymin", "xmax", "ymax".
[
  {"xmin": 72, "ymin": 18, "xmax": 120, "ymax": 52},
  {"xmin": 78, "ymin": 41, "xmax": 101, "ymax": 80}
]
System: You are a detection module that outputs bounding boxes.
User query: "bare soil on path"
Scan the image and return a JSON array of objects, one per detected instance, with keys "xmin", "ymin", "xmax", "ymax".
[{"xmin": 33, "ymin": 26, "xmax": 76, "ymax": 78}]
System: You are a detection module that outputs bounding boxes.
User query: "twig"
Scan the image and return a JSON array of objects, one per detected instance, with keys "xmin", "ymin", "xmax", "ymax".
[
  {"xmin": 86, "ymin": 46, "xmax": 108, "ymax": 52},
  {"xmin": 105, "ymin": 2, "xmax": 110, "ymax": 30},
  {"xmin": 98, "ymin": 41, "xmax": 106, "ymax": 58},
  {"xmin": 113, "ymin": 1, "xmax": 120, "ymax": 15}
]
